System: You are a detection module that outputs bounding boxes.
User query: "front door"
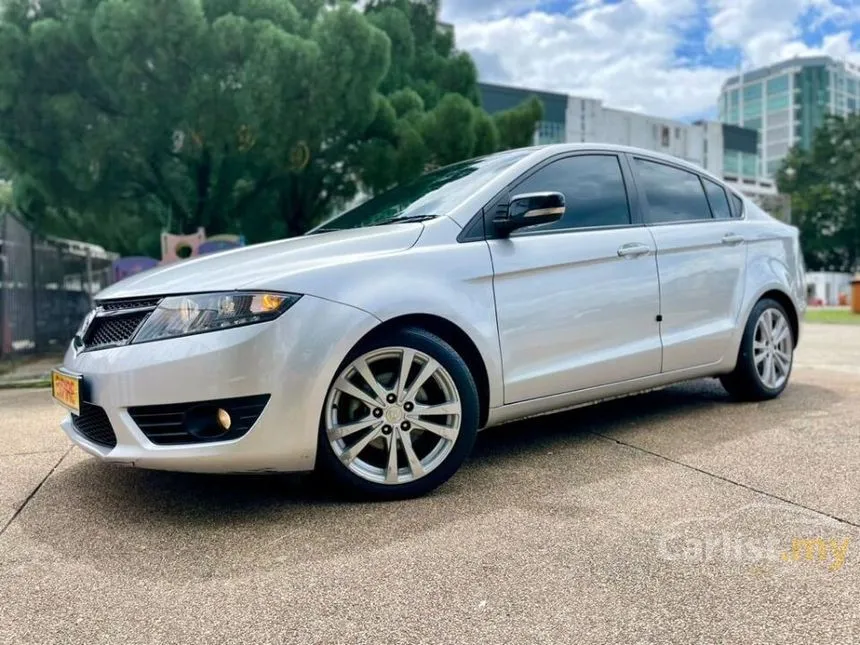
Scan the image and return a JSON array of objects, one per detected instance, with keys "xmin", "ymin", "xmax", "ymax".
[
  {"xmin": 488, "ymin": 153, "xmax": 663, "ymax": 404},
  {"xmin": 631, "ymin": 156, "xmax": 748, "ymax": 372}
]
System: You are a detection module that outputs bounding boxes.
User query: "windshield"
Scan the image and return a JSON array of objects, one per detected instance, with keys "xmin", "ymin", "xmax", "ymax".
[{"xmin": 313, "ymin": 149, "xmax": 533, "ymax": 232}]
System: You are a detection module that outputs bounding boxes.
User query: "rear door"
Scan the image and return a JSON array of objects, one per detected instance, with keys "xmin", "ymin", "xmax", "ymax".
[
  {"xmin": 630, "ymin": 156, "xmax": 747, "ymax": 372},
  {"xmin": 488, "ymin": 153, "xmax": 663, "ymax": 403}
]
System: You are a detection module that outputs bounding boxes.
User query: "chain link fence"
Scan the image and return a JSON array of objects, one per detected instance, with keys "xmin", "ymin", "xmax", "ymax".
[{"xmin": 1, "ymin": 211, "xmax": 115, "ymax": 359}]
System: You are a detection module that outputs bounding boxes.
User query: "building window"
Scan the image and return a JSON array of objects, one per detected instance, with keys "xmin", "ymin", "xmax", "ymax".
[
  {"xmin": 768, "ymin": 109, "xmax": 790, "ymax": 126},
  {"xmin": 766, "ymin": 141, "xmax": 789, "ymax": 158},
  {"xmin": 741, "ymin": 152, "xmax": 757, "ymax": 177},
  {"xmin": 766, "ymin": 74, "xmax": 789, "ymax": 95},
  {"xmin": 767, "ymin": 125, "xmax": 790, "ymax": 142},
  {"xmin": 743, "ymin": 99, "xmax": 763, "ymax": 119},
  {"xmin": 744, "ymin": 117, "xmax": 762, "ymax": 131},
  {"xmin": 661, "ymin": 126, "xmax": 670, "ymax": 147},
  {"xmin": 743, "ymin": 83, "xmax": 763, "ymax": 101},
  {"xmin": 536, "ymin": 121, "xmax": 566, "ymax": 144},
  {"xmin": 724, "ymin": 151, "xmax": 740, "ymax": 175},
  {"xmin": 767, "ymin": 94, "xmax": 790, "ymax": 111}
]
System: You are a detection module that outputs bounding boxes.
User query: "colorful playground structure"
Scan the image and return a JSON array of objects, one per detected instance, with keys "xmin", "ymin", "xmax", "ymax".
[{"xmin": 113, "ymin": 229, "xmax": 245, "ymax": 282}]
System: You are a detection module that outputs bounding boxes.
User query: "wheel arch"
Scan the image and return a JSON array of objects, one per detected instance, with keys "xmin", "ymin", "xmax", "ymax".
[
  {"xmin": 758, "ymin": 288, "xmax": 800, "ymax": 347},
  {"xmin": 359, "ymin": 313, "xmax": 492, "ymax": 429}
]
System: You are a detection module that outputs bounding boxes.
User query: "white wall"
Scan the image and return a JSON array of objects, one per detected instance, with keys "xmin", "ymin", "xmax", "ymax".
[
  {"xmin": 806, "ymin": 272, "xmax": 853, "ymax": 306},
  {"xmin": 565, "ymin": 96, "xmax": 602, "ymax": 143},
  {"xmin": 596, "ymin": 107, "xmax": 706, "ymax": 168}
]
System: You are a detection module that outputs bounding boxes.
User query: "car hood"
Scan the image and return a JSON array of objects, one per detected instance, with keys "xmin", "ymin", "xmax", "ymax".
[{"xmin": 96, "ymin": 224, "xmax": 423, "ymax": 300}]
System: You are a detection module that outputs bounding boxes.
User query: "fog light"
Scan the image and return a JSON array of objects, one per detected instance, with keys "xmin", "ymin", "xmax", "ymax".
[{"xmin": 216, "ymin": 408, "xmax": 232, "ymax": 430}]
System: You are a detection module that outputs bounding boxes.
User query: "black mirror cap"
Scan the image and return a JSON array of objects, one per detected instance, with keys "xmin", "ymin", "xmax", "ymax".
[{"xmin": 493, "ymin": 191, "xmax": 566, "ymax": 236}]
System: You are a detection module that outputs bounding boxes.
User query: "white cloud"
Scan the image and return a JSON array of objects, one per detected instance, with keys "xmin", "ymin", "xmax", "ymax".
[
  {"xmin": 453, "ymin": 0, "xmax": 730, "ymax": 119},
  {"xmin": 708, "ymin": 0, "xmax": 860, "ymax": 67},
  {"xmin": 441, "ymin": 0, "xmax": 555, "ymax": 22},
  {"xmin": 447, "ymin": 0, "xmax": 859, "ymax": 121}
]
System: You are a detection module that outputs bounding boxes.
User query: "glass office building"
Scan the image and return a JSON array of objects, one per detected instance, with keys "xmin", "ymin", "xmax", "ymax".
[{"xmin": 719, "ymin": 56, "xmax": 860, "ymax": 178}]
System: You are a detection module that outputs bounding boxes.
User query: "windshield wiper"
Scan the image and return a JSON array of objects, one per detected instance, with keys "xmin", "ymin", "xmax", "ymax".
[{"xmin": 379, "ymin": 214, "xmax": 438, "ymax": 225}]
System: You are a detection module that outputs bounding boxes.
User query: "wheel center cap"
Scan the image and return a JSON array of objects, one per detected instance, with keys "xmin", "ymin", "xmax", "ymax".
[{"xmin": 385, "ymin": 406, "xmax": 404, "ymax": 424}]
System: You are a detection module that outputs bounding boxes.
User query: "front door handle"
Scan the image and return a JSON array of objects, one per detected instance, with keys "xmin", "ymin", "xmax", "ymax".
[
  {"xmin": 617, "ymin": 243, "xmax": 651, "ymax": 258},
  {"xmin": 722, "ymin": 233, "xmax": 745, "ymax": 246}
]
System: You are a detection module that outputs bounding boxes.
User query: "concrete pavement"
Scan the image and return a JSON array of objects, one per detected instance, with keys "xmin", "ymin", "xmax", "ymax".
[{"xmin": 1, "ymin": 325, "xmax": 859, "ymax": 644}]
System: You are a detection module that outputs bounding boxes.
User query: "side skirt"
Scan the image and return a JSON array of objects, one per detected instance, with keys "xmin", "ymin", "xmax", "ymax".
[{"xmin": 483, "ymin": 361, "xmax": 725, "ymax": 429}]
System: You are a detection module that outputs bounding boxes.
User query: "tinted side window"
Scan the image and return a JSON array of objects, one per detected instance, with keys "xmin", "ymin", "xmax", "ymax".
[
  {"xmin": 703, "ymin": 178, "xmax": 732, "ymax": 219},
  {"xmin": 511, "ymin": 155, "xmax": 631, "ymax": 233},
  {"xmin": 730, "ymin": 193, "xmax": 744, "ymax": 217},
  {"xmin": 634, "ymin": 158, "xmax": 712, "ymax": 224}
]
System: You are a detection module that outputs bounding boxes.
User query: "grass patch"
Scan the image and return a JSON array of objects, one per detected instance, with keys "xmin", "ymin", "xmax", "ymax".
[
  {"xmin": 0, "ymin": 378, "xmax": 51, "ymax": 390},
  {"xmin": 804, "ymin": 309, "xmax": 860, "ymax": 325}
]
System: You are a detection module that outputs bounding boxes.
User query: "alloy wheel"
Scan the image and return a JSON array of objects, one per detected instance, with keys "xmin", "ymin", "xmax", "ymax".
[
  {"xmin": 753, "ymin": 307, "xmax": 793, "ymax": 390},
  {"xmin": 324, "ymin": 346, "xmax": 463, "ymax": 485}
]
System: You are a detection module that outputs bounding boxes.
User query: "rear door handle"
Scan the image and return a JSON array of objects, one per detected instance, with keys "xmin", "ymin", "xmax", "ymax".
[
  {"xmin": 617, "ymin": 243, "xmax": 652, "ymax": 258},
  {"xmin": 722, "ymin": 233, "xmax": 744, "ymax": 246}
]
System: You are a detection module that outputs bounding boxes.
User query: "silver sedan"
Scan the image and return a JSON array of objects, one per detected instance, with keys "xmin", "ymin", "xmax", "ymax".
[{"xmin": 53, "ymin": 144, "xmax": 806, "ymax": 499}]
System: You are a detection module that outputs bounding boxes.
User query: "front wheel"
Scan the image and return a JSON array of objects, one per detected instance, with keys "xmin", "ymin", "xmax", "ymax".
[
  {"xmin": 317, "ymin": 327, "xmax": 479, "ymax": 500},
  {"xmin": 721, "ymin": 298, "xmax": 794, "ymax": 401}
]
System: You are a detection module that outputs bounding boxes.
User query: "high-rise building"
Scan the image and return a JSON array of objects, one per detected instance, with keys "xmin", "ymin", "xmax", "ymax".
[
  {"xmin": 718, "ymin": 55, "xmax": 860, "ymax": 179},
  {"xmin": 478, "ymin": 82, "xmax": 775, "ymax": 198}
]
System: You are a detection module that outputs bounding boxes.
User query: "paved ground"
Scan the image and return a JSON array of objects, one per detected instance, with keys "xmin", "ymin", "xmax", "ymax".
[{"xmin": 1, "ymin": 324, "xmax": 859, "ymax": 644}]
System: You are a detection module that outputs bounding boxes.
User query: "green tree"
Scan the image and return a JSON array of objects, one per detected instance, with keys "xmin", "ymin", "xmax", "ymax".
[
  {"xmin": 777, "ymin": 114, "xmax": 860, "ymax": 273},
  {"xmin": 0, "ymin": 182, "xmax": 12, "ymax": 211},
  {"xmin": 494, "ymin": 96, "xmax": 543, "ymax": 150},
  {"xmin": 0, "ymin": 0, "xmax": 542, "ymax": 254}
]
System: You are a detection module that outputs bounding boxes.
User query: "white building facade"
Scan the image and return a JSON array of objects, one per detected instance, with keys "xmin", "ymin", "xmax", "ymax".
[
  {"xmin": 564, "ymin": 100, "xmax": 775, "ymax": 197},
  {"xmin": 478, "ymin": 82, "xmax": 776, "ymax": 200}
]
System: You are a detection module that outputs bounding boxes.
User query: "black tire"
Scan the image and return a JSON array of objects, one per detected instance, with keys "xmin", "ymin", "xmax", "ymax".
[
  {"xmin": 316, "ymin": 326, "xmax": 479, "ymax": 501},
  {"xmin": 720, "ymin": 298, "xmax": 794, "ymax": 401}
]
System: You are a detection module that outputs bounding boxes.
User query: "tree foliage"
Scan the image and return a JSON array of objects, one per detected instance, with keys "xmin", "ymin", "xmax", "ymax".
[
  {"xmin": 0, "ymin": 0, "xmax": 542, "ymax": 255},
  {"xmin": 777, "ymin": 114, "xmax": 860, "ymax": 273}
]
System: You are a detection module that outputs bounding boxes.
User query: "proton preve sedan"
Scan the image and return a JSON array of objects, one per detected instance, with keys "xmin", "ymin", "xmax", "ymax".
[{"xmin": 53, "ymin": 144, "xmax": 806, "ymax": 499}]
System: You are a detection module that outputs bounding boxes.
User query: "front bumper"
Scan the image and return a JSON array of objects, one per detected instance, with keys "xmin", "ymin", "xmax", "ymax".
[{"xmin": 59, "ymin": 295, "xmax": 379, "ymax": 473}]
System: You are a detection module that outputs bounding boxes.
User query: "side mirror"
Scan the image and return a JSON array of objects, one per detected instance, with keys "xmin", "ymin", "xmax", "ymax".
[{"xmin": 493, "ymin": 191, "xmax": 566, "ymax": 236}]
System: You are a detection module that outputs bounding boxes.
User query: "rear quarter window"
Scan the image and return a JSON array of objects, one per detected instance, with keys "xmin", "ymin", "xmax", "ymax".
[{"xmin": 729, "ymin": 192, "xmax": 744, "ymax": 218}]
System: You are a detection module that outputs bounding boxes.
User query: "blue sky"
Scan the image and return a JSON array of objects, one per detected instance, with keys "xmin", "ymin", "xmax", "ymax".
[{"xmin": 441, "ymin": 0, "xmax": 860, "ymax": 121}]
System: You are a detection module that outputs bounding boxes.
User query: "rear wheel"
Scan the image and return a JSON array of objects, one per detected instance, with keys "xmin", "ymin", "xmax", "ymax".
[
  {"xmin": 721, "ymin": 298, "xmax": 794, "ymax": 401},
  {"xmin": 317, "ymin": 327, "xmax": 479, "ymax": 500}
]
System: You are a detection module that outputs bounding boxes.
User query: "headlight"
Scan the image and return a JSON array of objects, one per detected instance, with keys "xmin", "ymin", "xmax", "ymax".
[{"xmin": 133, "ymin": 292, "xmax": 301, "ymax": 343}]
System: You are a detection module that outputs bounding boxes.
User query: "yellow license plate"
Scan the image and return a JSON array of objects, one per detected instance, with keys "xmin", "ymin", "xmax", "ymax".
[{"xmin": 51, "ymin": 370, "xmax": 82, "ymax": 416}]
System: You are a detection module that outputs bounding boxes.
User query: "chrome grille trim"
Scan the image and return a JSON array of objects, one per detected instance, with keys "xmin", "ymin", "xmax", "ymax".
[{"xmin": 77, "ymin": 297, "xmax": 162, "ymax": 352}]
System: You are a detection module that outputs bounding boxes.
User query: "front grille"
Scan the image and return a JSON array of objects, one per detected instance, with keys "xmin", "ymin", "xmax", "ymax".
[
  {"xmin": 85, "ymin": 313, "xmax": 149, "ymax": 349},
  {"xmin": 81, "ymin": 298, "xmax": 161, "ymax": 351},
  {"xmin": 129, "ymin": 395, "xmax": 271, "ymax": 445},
  {"xmin": 98, "ymin": 297, "xmax": 161, "ymax": 311},
  {"xmin": 72, "ymin": 403, "xmax": 117, "ymax": 448}
]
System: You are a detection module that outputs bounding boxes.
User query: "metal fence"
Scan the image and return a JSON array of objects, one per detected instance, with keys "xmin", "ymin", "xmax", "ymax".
[{"xmin": 1, "ymin": 212, "xmax": 115, "ymax": 358}]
